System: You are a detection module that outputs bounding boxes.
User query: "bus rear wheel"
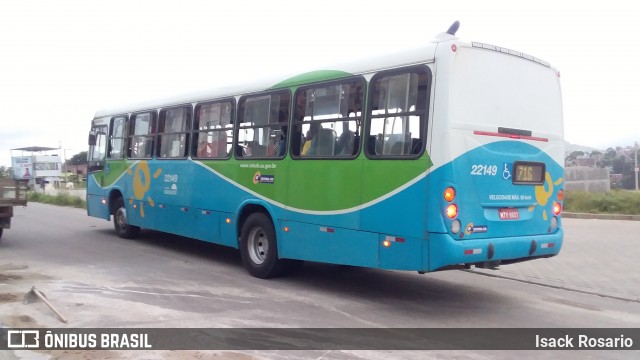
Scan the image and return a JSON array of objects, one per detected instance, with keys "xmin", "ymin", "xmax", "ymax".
[
  {"xmin": 113, "ymin": 197, "xmax": 140, "ymax": 239},
  {"xmin": 240, "ymin": 213, "xmax": 285, "ymax": 278}
]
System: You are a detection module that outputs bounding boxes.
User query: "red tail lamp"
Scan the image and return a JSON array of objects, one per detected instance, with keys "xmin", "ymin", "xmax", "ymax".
[
  {"xmin": 446, "ymin": 204, "xmax": 458, "ymax": 219},
  {"xmin": 444, "ymin": 187, "xmax": 456, "ymax": 202}
]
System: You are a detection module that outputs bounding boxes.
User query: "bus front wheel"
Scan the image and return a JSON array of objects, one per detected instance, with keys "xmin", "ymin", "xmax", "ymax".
[
  {"xmin": 113, "ymin": 198, "xmax": 140, "ymax": 239},
  {"xmin": 240, "ymin": 213, "xmax": 285, "ymax": 278}
]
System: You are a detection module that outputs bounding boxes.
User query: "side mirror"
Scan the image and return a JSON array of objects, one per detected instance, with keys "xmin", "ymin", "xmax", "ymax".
[{"xmin": 88, "ymin": 131, "xmax": 96, "ymax": 146}]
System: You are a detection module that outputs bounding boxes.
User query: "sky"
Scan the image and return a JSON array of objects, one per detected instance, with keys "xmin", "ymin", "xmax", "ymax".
[{"xmin": 1, "ymin": 0, "xmax": 639, "ymax": 167}]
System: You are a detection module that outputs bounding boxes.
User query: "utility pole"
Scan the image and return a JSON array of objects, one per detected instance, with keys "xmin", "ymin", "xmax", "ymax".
[
  {"xmin": 62, "ymin": 148, "xmax": 72, "ymax": 183},
  {"xmin": 635, "ymin": 141, "xmax": 639, "ymax": 191}
]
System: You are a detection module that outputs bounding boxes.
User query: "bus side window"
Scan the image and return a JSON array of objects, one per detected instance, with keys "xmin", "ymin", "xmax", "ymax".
[
  {"xmin": 128, "ymin": 111, "xmax": 157, "ymax": 159},
  {"xmin": 292, "ymin": 79, "xmax": 364, "ymax": 159},
  {"xmin": 366, "ymin": 66, "xmax": 431, "ymax": 159},
  {"xmin": 158, "ymin": 106, "xmax": 191, "ymax": 159},
  {"xmin": 236, "ymin": 91, "xmax": 290, "ymax": 159},
  {"xmin": 108, "ymin": 116, "xmax": 127, "ymax": 160},
  {"xmin": 193, "ymin": 100, "xmax": 234, "ymax": 159}
]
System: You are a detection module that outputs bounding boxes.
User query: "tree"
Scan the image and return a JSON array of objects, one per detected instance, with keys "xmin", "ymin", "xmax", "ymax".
[
  {"xmin": 567, "ymin": 151, "xmax": 585, "ymax": 161},
  {"xmin": 604, "ymin": 148, "xmax": 617, "ymax": 160},
  {"xmin": 612, "ymin": 157, "xmax": 626, "ymax": 174},
  {"xmin": 0, "ymin": 166, "xmax": 13, "ymax": 178},
  {"xmin": 622, "ymin": 162, "xmax": 636, "ymax": 189},
  {"xmin": 68, "ymin": 151, "xmax": 88, "ymax": 166}
]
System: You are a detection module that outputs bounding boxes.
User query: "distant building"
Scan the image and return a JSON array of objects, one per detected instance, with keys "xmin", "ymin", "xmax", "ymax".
[
  {"xmin": 63, "ymin": 163, "xmax": 87, "ymax": 178},
  {"xmin": 11, "ymin": 146, "xmax": 62, "ymax": 189}
]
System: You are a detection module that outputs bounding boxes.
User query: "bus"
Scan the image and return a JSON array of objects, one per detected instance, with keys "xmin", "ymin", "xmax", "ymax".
[{"xmin": 86, "ymin": 22, "xmax": 564, "ymax": 278}]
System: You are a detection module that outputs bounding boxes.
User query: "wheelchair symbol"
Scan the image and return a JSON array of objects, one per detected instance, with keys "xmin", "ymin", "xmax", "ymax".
[{"xmin": 502, "ymin": 163, "xmax": 511, "ymax": 180}]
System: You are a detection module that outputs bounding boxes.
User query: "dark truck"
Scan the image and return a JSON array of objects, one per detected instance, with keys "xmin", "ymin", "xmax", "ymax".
[{"xmin": 0, "ymin": 178, "xmax": 28, "ymax": 239}]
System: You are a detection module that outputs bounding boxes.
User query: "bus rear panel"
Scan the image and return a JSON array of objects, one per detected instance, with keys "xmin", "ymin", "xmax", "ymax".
[{"xmin": 426, "ymin": 41, "xmax": 564, "ymax": 271}]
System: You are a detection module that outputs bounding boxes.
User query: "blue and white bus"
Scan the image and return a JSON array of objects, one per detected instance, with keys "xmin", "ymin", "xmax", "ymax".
[{"xmin": 87, "ymin": 22, "xmax": 564, "ymax": 278}]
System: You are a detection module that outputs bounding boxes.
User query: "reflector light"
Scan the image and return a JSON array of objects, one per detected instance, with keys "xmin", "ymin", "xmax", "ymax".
[
  {"xmin": 383, "ymin": 240, "xmax": 391, "ymax": 247},
  {"xmin": 385, "ymin": 236, "xmax": 405, "ymax": 243},
  {"xmin": 101, "ymin": 198, "xmax": 107, "ymax": 205},
  {"xmin": 557, "ymin": 189, "xmax": 564, "ymax": 201},
  {"xmin": 553, "ymin": 202, "xmax": 562, "ymax": 216},
  {"xmin": 541, "ymin": 243, "xmax": 555, "ymax": 249},
  {"xmin": 446, "ymin": 204, "xmax": 458, "ymax": 219},
  {"xmin": 451, "ymin": 219, "xmax": 461, "ymax": 234},
  {"xmin": 225, "ymin": 218, "xmax": 231, "ymax": 224},
  {"xmin": 464, "ymin": 248, "xmax": 482, "ymax": 255},
  {"xmin": 444, "ymin": 187, "xmax": 456, "ymax": 202},
  {"xmin": 284, "ymin": 226, "xmax": 289, "ymax": 232}
]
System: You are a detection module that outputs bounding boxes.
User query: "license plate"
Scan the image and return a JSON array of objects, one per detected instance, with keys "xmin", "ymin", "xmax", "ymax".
[{"xmin": 499, "ymin": 208, "xmax": 520, "ymax": 220}]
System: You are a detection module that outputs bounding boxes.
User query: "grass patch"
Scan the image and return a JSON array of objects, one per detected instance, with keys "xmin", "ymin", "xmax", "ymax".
[
  {"xmin": 564, "ymin": 190, "xmax": 640, "ymax": 215},
  {"xmin": 28, "ymin": 192, "xmax": 86, "ymax": 209}
]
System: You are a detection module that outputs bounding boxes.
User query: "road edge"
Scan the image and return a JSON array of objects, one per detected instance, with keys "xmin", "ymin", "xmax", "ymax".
[{"xmin": 563, "ymin": 212, "xmax": 640, "ymax": 221}]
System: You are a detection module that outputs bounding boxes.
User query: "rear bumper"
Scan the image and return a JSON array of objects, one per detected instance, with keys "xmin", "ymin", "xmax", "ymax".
[{"xmin": 427, "ymin": 229, "xmax": 563, "ymax": 271}]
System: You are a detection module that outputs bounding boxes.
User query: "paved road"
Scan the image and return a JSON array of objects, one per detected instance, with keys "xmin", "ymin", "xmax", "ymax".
[
  {"xmin": 1, "ymin": 203, "xmax": 638, "ymax": 360},
  {"xmin": 472, "ymin": 217, "xmax": 640, "ymax": 302}
]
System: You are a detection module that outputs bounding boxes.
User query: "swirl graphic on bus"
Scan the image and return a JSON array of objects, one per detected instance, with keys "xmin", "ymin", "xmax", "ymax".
[
  {"xmin": 126, "ymin": 161, "xmax": 162, "ymax": 217},
  {"xmin": 528, "ymin": 171, "xmax": 563, "ymax": 221}
]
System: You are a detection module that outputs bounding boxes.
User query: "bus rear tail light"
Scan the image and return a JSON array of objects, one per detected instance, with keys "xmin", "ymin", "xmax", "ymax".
[
  {"xmin": 557, "ymin": 189, "xmax": 564, "ymax": 201},
  {"xmin": 444, "ymin": 187, "xmax": 456, "ymax": 202},
  {"xmin": 446, "ymin": 204, "xmax": 458, "ymax": 219},
  {"xmin": 552, "ymin": 202, "xmax": 562, "ymax": 216}
]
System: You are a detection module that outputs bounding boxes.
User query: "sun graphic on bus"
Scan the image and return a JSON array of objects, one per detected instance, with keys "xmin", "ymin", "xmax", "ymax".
[
  {"xmin": 528, "ymin": 172, "xmax": 563, "ymax": 221},
  {"xmin": 127, "ymin": 161, "xmax": 162, "ymax": 217}
]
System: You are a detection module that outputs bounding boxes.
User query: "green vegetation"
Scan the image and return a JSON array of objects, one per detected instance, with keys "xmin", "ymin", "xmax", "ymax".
[
  {"xmin": 28, "ymin": 192, "xmax": 86, "ymax": 209},
  {"xmin": 564, "ymin": 190, "xmax": 640, "ymax": 215}
]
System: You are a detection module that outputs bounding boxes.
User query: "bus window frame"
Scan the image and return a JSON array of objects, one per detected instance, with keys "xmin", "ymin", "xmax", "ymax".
[
  {"xmin": 364, "ymin": 65, "xmax": 432, "ymax": 160},
  {"xmin": 128, "ymin": 110, "xmax": 158, "ymax": 160},
  {"xmin": 192, "ymin": 98, "xmax": 236, "ymax": 160},
  {"xmin": 290, "ymin": 76, "xmax": 366, "ymax": 160},
  {"xmin": 236, "ymin": 90, "xmax": 291, "ymax": 160},
  {"xmin": 157, "ymin": 104, "xmax": 192, "ymax": 160}
]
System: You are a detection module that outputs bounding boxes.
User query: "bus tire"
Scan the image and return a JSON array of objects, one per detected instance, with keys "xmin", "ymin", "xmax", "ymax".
[
  {"xmin": 240, "ymin": 212, "xmax": 285, "ymax": 278},
  {"xmin": 113, "ymin": 197, "xmax": 140, "ymax": 239}
]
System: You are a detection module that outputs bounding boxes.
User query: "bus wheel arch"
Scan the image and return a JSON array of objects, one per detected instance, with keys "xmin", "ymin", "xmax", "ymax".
[
  {"xmin": 111, "ymin": 192, "xmax": 140, "ymax": 239},
  {"xmin": 239, "ymin": 210, "xmax": 286, "ymax": 278},
  {"xmin": 108, "ymin": 190, "xmax": 123, "ymax": 216},
  {"xmin": 237, "ymin": 204, "xmax": 303, "ymax": 278}
]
